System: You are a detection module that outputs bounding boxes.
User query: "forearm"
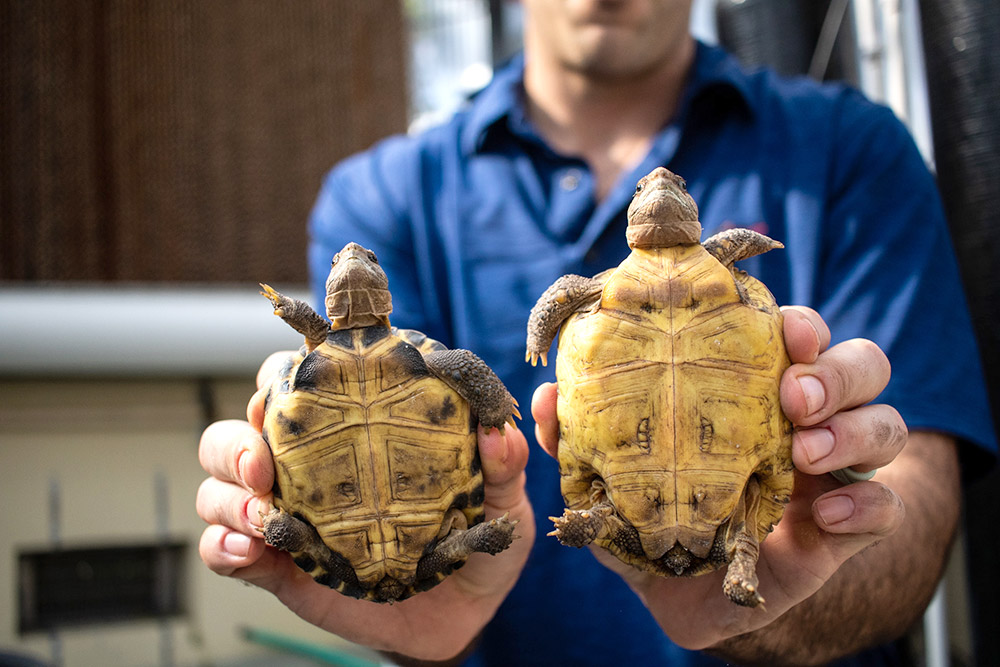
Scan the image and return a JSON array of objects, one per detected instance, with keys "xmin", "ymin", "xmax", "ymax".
[{"xmin": 708, "ymin": 431, "xmax": 960, "ymax": 665}]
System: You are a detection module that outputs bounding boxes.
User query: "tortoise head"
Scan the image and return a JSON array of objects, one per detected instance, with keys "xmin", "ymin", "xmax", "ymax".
[
  {"xmin": 324, "ymin": 242, "xmax": 392, "ymax": 329},
  {"xmin": 625, "ymin": 167, "xmax": 702, "ymax": 249}
]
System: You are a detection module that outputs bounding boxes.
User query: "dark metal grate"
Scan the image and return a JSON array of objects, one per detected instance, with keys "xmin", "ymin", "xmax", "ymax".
[{"xmin": 18, "ymin": 542, "xmax": 187, "ymax": 634}]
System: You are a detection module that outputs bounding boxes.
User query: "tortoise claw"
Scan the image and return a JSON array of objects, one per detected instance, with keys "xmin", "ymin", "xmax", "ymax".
[{"xmin": 259, "ymin": 283, "xmax": 285, "ymax": 315}]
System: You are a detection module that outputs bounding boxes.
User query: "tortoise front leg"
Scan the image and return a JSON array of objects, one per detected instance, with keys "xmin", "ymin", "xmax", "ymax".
[
  {"xmin": 722, "ymin": 477, "xmax": 766, "ymax": 607},
  {"xmin": 702, "ymin": 228, "xmax": 783, "ymax": 269},
  {"xmin": 526, "ymin": 274, "xmax": 604, "ymax": 366},
  {"xmin": 424, "ymin": 349, "xmax": 520, "ymax": 432},
  {"xmin": 260, "ymin": 284, "xmax": 331, "ymax": 351}
]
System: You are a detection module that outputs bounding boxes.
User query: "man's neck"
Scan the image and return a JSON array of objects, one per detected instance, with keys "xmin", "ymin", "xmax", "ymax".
[{"xmin": 523, "ymin": 38, "xmax": 695, "ymax": 201}]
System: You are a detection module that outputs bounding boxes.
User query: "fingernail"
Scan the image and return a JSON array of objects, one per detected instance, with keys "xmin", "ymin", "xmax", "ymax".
[
  {"xmin": 480, "ymin": 425, "xmax": 509, "ymax": 465},
  {"xmin": 798, "ymin": 375, "xmax": 826, "ymax": 416},
  {"xmin": 236, "ymin": 448, "xmax": 250, "ymax": 486},
  {"xmin": 799, "ymin": 427, "xmax": 835, "ymax": 464},
  {"xmin": 816, "ymin": 495, "xmax": 855, "ymax": 526},
  {"xmin": 246, "ymin": 497, "xmax": 266, "ymax": 527},
  {"xmin": 223, "ymin": 531, "xmax": 252, "ymax": 557}
]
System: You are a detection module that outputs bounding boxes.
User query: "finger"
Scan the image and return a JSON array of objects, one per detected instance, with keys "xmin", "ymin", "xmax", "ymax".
[
  {"xmin": 780, "ymin": 306, "xmax": 831, "ymax": 364},
  {"xmin": 531, "ymin": 382, "xmax": 559, "ymax": 458},
  {"xmin": 780, "ymin": 338, "xmax": 890, "ymax": 426},
  {"xmin": 812, "ymin": 481, "xmax": 905, "ymax": 540},
  {"xmin": 198, "ymin": 419, "xmax": 274, "ymax": 494},
  {"xmin": 198, "ymin": 523, "xmax": 267, "ymax": 577},
  {"xmin": 195, "ymin": 475, "xmax": 270, "ymax": 534},
  {"xmin": 248, "ymin": 386, "xmax": 268, "ymax": 431},
  {"xmin": 792, "ymin": 404, "xmax": 908, "ymax": 477},
  {"xmin": 478, "ymin": 424, "xmax": 530, "ymax": 514}
]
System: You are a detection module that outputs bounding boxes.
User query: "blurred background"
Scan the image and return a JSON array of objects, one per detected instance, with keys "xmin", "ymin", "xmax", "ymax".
[{"xmin": 1, "ymin": 1, "xmax": 996, "ymax": 665}]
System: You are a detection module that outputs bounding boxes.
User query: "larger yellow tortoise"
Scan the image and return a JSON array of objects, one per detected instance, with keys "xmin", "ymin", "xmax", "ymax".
[{"xmin": 526, "ymin": 167, "xmax": 794, "ymax": 607}]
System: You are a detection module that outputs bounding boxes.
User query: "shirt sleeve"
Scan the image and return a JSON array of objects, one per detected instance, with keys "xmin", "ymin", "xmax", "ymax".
[{"xmin": 817, "ymin": 92, "xmax": 997, "ymax": 458}]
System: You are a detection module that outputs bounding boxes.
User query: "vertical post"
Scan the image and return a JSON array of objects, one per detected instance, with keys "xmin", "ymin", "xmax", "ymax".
[
  {"xmin": 48, "ymin": 477, "xmax": 63, "ymax": 667},
  {"xmin": 155, "ymin": 470, "xmax": 175, "ymax": 667}
]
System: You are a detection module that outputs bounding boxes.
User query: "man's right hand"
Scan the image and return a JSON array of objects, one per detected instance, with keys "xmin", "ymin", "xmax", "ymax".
[{"xmin": 196, "ymin": 352, "xmax": 535, "ymax": 663}]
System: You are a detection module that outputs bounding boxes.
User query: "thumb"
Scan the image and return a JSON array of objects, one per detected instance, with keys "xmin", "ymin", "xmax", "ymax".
[
  {"xmin": 478, "ymin": 424, "xmax": 530, "ymax": 515},
  {"xmin": 531, "ymin": 382, "xmax": 559, "ymax": 458}
]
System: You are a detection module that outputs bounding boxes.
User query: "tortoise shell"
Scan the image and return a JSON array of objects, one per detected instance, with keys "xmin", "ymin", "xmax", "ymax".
[
  {"xmin": 260, "ymin": 243, "xmax": 517, "ymax": 603},
  {"xmin": 527, "ymin": 168, "xmax": 793, "ymax": 606}
]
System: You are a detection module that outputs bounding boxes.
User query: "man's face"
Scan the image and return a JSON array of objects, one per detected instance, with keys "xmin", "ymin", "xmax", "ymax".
[{"xmin": 522, "ymin": 0, "xmax": 694, "ymax": 80}]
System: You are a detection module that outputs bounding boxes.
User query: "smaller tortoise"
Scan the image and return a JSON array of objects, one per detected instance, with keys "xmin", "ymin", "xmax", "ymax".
[
  {"xmin": 526, "ymin": 167, "xmax": 793, "ymax": 607},
  {"xmin": 259, "ymin": 242, "xmax": 519, "ymax": 603}
]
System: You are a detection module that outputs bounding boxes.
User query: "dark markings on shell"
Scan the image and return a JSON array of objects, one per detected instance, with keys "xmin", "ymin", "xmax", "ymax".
[
  {"xmin": 469, "ymin": 452, "xmax": 482, "ymax": 476},
  {"xmin": 293, "ymin": 353, "xmax": 325, "ymax": 391},
  {"xmin": 452, "ymin": 492, "xmax": 469, "ymax": 510},
  {"xmin": 274, "ymin": 410, "xmax": 305, "ymax": 437},
  {"xmin": 327, "ymin": 328, "xmax": 354, "ymax": 349},
  {"xmin": 362, "ymin": 324, "xmax": 390, "ymax": 347},
  {"xmin": 427, "ymin": 394, "xmax": 458, "ymax": 425},
  {"xmin": 470, "ymin": 483, "xmax": 485, "ymax": 507},
  {"xmin": 388, "ymin": 339, "xmax": 431, "ymax": 378}
]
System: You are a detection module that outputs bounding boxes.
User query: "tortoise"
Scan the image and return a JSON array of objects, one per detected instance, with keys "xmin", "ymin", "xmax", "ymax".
[
  {"xmin": 525, "ymin": 167, "xmax": 793, "ymax": 607},
  {"xmin": 259, "ymin": 242, "xmax": 519, "ymax": 603}
]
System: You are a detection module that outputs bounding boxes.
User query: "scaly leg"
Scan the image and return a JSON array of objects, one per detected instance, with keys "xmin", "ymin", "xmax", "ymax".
[
  {"xmin": 548, "ymin": 501, "xmax": 643, "ymax": 557},
  {"xmin": 526, "ymin": 274, "xmax": 604, "ymax": 366},
  {"xmin": 722, "ymin": 478, "xmax": 765, "ymax": 607},
  {"xmin": 424, "ymin": 348, "xmax": 520, "ymax": 432},
  {"xmin": 703, "ymin": 228, "xmax": 783, "ymax": 269},
  {"xmin": 260, "ymin": 284, "xmax": 330, "ymax": 351},
  {"xmin": 415, "ymin": 514, "xmax": 518, "ymax": 581}
]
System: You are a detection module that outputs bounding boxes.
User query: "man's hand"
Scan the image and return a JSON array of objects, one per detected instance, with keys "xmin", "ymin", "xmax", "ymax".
[
  {"xmin": 196, "ymin": 352, "xmax": 535, "ymax": 663},
  {"xmin": 531, "ymin": 306, "xmax": 939, "ymax": 660}
]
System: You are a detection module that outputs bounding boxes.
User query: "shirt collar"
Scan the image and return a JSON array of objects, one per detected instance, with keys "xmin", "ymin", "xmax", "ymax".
[{"xmin": 460, "ymin": 41, "xmax": 757, "ymax": 157}]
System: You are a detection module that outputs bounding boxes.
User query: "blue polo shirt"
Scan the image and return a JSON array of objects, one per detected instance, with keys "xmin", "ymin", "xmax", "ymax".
[{"xmin": 307, "ymin": 42, "xmax": 996, "ymax": 666}]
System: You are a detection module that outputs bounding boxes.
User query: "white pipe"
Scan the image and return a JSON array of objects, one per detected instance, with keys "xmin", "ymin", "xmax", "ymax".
[{"xmin": 0, "ymin": 286, "xmax": 308, "ymax": 377}]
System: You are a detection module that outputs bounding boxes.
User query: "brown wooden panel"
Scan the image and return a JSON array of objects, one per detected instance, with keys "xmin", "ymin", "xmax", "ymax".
[{"xmin": 1, "ymin": 0, "xmax": 408, "ymax": 283}]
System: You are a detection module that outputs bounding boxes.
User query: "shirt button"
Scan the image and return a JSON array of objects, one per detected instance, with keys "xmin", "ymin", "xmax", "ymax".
[{"xmin": 560, "ymin": 168, "xmax": 583, "ymax": 191}]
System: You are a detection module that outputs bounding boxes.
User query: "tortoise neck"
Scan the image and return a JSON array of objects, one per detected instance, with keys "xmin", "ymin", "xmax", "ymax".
[{"xmin": 626, "ymin": 219, "xmax": 702, "ymax": 248}]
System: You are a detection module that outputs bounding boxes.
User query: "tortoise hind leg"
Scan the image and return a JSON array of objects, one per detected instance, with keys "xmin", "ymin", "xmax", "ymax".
[
  {"xmin": 261, "ymin": 508, "xmax": 363, "ymax": 594},
  {"xmin": 722, "ymin": 477, "xmax": 766, "ymax": 607},
  {"xmin": 415, "ymin": 514, "xmax": 518, "ymax": 582},
  {"xmin": 548, "ymin": 501, "xmax": 643, "ymax": 556}
]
